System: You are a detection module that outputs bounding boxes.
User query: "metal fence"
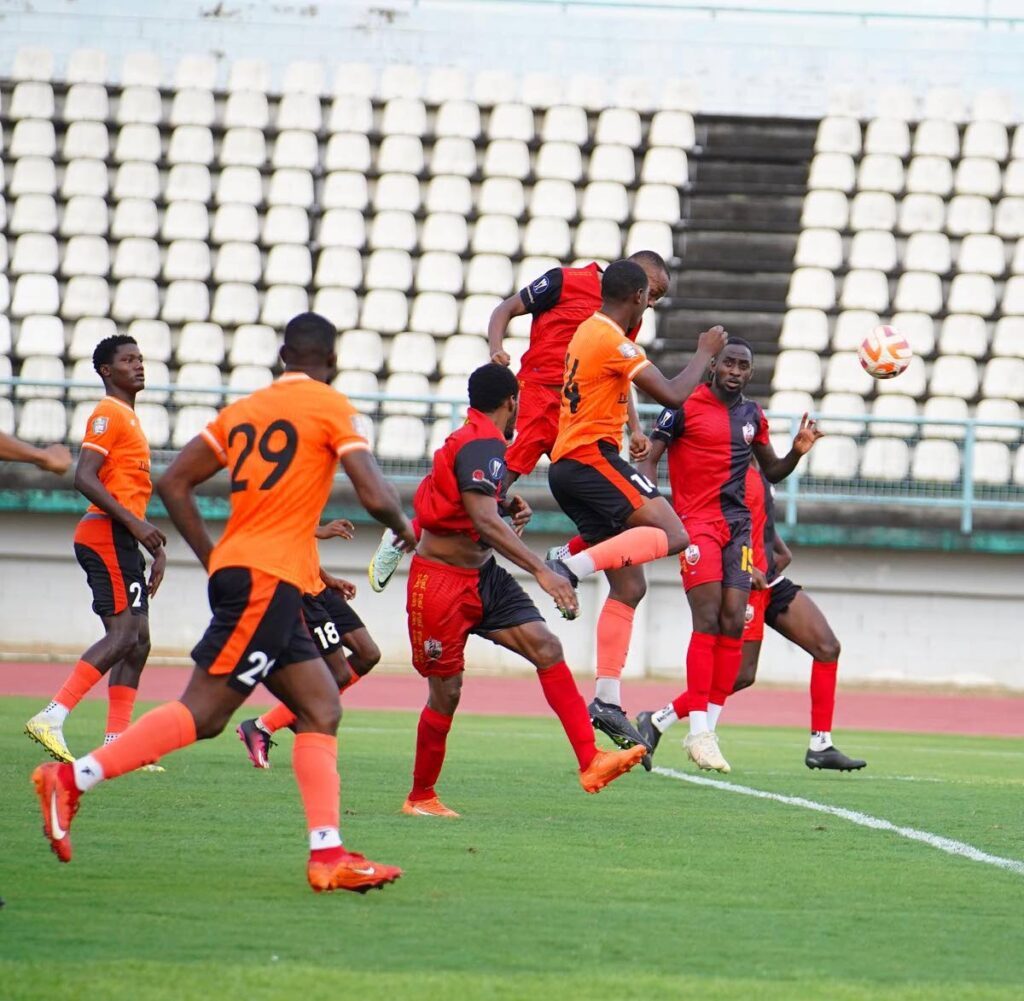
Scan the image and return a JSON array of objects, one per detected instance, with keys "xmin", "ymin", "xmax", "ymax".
[{"xmin": 3, "ymin": 377, "xmax": 1024, "ymax": 534}]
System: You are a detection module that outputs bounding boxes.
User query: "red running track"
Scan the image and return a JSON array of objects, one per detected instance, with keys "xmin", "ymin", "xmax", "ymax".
[{"xmin": 2, "ymin": 662, "xmax": 1022, "ymax": 737}]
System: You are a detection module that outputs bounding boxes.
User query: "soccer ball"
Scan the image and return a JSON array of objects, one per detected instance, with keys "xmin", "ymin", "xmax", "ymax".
[{"xmin": 858, "ymin": 325, "xmax": 912, "ymax": 380}]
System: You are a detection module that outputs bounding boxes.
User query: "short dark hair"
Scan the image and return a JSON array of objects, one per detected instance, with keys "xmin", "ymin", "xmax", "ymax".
[
  {"xmin": 93, "ymin": 334, "xmax": 138, "ymax": 375},
  {"xmin": 467, "ymin": 363, "xmax": 519, "ymax": 412},
  {"xmin": 628, "ymin": 249, "xmax": 670, "ymax": 277},
  {"xmin": 720, "ymin": 336, "xmax": 754, "ymax": 359},
  {"xmin": 283, "ymin": 311, "xmax": 336, "ymax": 359},
  {"xmin": 602, "ymin": 259, "xmax": 649, "ymax": 303}
]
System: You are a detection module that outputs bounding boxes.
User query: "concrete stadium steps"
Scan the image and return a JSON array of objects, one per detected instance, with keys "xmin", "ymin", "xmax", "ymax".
[{"xmin": 651, "ymin": 113, "xmax": 818, "ymax": 401}]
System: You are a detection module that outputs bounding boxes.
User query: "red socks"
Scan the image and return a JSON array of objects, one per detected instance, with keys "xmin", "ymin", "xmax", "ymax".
[
  {"xmin": 54, "ymin": 659, "xmax": 102, "ymax": 711},
  {"xmin": 567, "ymin": 535, "xmax": 588, "ymax": 556},
  {"xmin": 683, "ymin": 631, "xmax": 716, "ymax": 713},
  {"xmin": 537, "ymin": 660, "xmax": 598, "ymax": 770},
  {"xmin": 571, "ymin": 526, "xmax": 669, "ymax": 575},
  {"xmin": 105, "ymin": 685, "xmax": 137, "ymax": 738},
  {"xmin": 595, "ymin": 599, "xmax": 635, "ymax": 680},
  {"xmin": 293, "ymin": 732, "xmax": 340, "ymax": 833},
  {"xmin": 409, "ymin": 706, "xmax": 453, "ymax": 801},
  {"xmin": 709, "ymin": 635, "xmax": 744, "ymax": 706},
  {"xmin": 92, "ymin": 700, "xmax": 197, "ymax": 779},
  {"xmin": 810, "ymin": 660, "xmax": 838, "ymax": 731}
]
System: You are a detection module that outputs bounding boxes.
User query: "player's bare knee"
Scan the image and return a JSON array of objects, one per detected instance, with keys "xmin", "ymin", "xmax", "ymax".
[
  {"xmin": 429, "ymin": 674, "xmax": 462, "ymax": 716},
  {"xmin": 733, "ymin": 667, "xmax": 755, "ymax": 692},
  {"xmin": 609, "ymin": 577, "xmax": 646, "ymax": 607},
  {"xmin": 813, "ymin": 634, "xmax": 841, "ymax": 663},
  {"xmin": 664, "ymin": 524, "xmax": 688, "ymax": 556},
  {"xmin": 358, "ymin": 640, "xmax": 381, "ymax": 671},
  {"xmin": 131, "ymin": 637, "xmax": 151, "ymax": 667},
  {"xmin": 192, "ymin": 707, "xmax": 233, "ymax": 741},
  {"xmin": 531, "ymin": 631, "xmax": 564, "ymax": 668},
  {"xmin": 719, "ymin": 610, "xmax": 746, "ymax": 638}
]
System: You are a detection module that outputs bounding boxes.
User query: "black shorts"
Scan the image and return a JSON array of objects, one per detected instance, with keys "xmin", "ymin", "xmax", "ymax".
[
  {"xmin": 192, "ymin": 567, "xmax": 320, "ymax": 694},
  {"xmin": 73, "ymin": 515, "xmax": 148, "ymax": 617},
  {"xmin": 548, "ymin": 439, "xmax": 660, "ymax": 544},
  {"xmin": 765, "ymin": 576, "xmax": 803, "ymax": 629},
  {"xmin": 302, "ymin": 589, "xmax": 366, "ymax": 656}
]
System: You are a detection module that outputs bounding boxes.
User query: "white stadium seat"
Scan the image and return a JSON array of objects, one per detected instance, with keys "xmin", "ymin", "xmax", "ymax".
[
  {"xmin": 220, "ymin": 128, "xmax": 266, "ymax": 168},
  {"xmin": 465, "ymin": 254, "xmax": 515, "ymax": 296},
  {"xmin": 389, "ymin": 332, "xmax": 437, "ymax": 375},
  {"xmin": 808, "ymin": 153, "xmax": 855, "ymax": 192},
  {"xmin": 338, "ymin": 330, "xmax": 385, "ymax": 373},
  {"xmin": 947, "ymin": 274, "xmax": 996, "ymax": 316},
  {"xmin": 311, "ymin": 288, "xmax": 359, "ymax": 330},
  {"xmin": 440, "ymin": 334, "xmax": 490, "ymax": 376},
  {"xmin": 111, "ymin": 278, "xmax": 159, "ymax": 321},
  {"xmin": 994, "ymin": 198, "xmax": 1024, "ymax": 239},
  {"xmin": 574, "ymin": 219, "xmax": 622, "ymax": 261},
  {"xmin": 376, "ymin": 416, "xmax": 427, "ymax": 460},
  {"xmin": 16, "ymin": 356, "xmax": 65, "ymax": 399},
  {"xmin": 478, "ymin": 178, "xmax": 525, "ymax": 218},
  {"xmin": 10, "ymin": 119, "xmax": 56, "ymax": 158},
  {"xmin": 164, "ymin": 240, "xmax": 211, "ymax": 282},
  {"xmin": 946, "ymin": 196, "xmax": 993, "ymax": 236},
  {"xmin": 381, "ymin": 98, "xmax": 427, "ymax": 137},
  {"xmin": 824, "ymin": 352, "xmax": 873, "ymax": 395},
  {"xmin": 459, "ymin": 294, "xmax": 501, "ymax": 337},
  {"xmin": 922, "ymin": 396, "xmax": 969, "ymax": 439},
  {"xmin": 15, "ymin": 316, "xmax": 64, "ymax": 358},
  {"xmin": 472, "ymin": 216, "xmax": 520, "ymax": 258},
  {"xmin": 786, "ymin": 268, "xmax": 835, "ymax": 310},
  {"xmin": 954, "ymin": 158, "xmax": 1002, "ymax": 197},
  {"xmin": 114, "ymin": 161, "xmax": 159, "ymax": 201},
  {"xmin": 535, "ymin": 142, "xmax": 584, "ymax": 183},
  {"xmin": 529, "ymin": 179, "xmax": 577, "ymax": 220},
  {"xmin": 127, "ymin": 320, "xmax": 171, "ymax": 362},
  {"xmin": 262, "ymin": 206, "xmax": 309, "ymax": 246},
  {"xmin": 361, "ymin": 290, "xmax": 408, "ymax": 334},
  {"xmin": 367, "ymin": 210, "xmax": 417, "ymax": 252},
  {"xmin": 425, "ymin": 175, "xmax": 472, "ymax": 216},
  {"xmin": 68, "ymin": 317, "xmax": 116, "ymax": 360},
  {"xmin": 365, "ymin": 249, "xmax": 413, "ymax": 292},
  {"xmin": 62, "ymin": 159, "xmax": 108, "ymax": 200},
  {"xmin": 522, "ymin": 217, "xmax": 571, "ymax": 258},
  {"xmin": 860, "ymin": 438, "xmax": 911, "ymax": 480},
  {"xmin": 903, "ymin": 232, "xmax": 951, "ymax": 274},
  {"xmin": 214, "ymin": 242, "xmax": 261, "ymax": 285},
  {"xmin": 174, "ymin": 364, "xmax": 222, "ymax": 406},
  {"xmin": 482, "ymin": 140, "xmax": 531, "ymax": 181},
  {"xmin": 11, "ymin": 157, "xmax": 56, "ymax": 197},
  {"xmin": 815, "ymin": 117, "xmax": 860, "ymax": 155},
  {"xmin": 962, "ymin": 121, "xmax": 1008, "ymax": 161},
  {"xmin": 877, "ymin": 355, "xmax": 927, "ymax": 397},
  {"xmin": 12, "ymin": 234, "xmax": 58, "ymax": 275},
  {"xmin": 939, "ymin": 315, "xmax": 988, "ymax": 359},
  {"xmin": 230, "ymin": 325, "xmax": 279, "ymax": 368},
  {"xmin": 12, "ymin": 47, "xmax": 54, "ymax": 83},
  {"xmin": 18, "ymin": 399, "xmax": 67, "ymax": 441},
  {"xmin": 818, "ymin": 392, "xmax": 865, "ymax": 436},
  {"xmin": 332, "ymin": 370, "xmax": 378, "ymax": 414},
  {"xmin": 10, "ymin": 194, "xmax": 58, "ymax": 235},
  {"xmin": 111, "ymin": 199, "xmax": 158, "ymax": 240},
  {"xmin": 779, "ymin": 309, "xmax": 828, "ymax": 351},
  {"xmin": 808, "ymin": 436, "xmax": 859, "ymax": 479},
  {"xmin": 162, "ymin": 280, "xmax": 209, "ymax": 324},
  {"xmin": 277, "ymin": 93, "xmax": 322, "ymax": 132},
  {"xmin": 625, "ymin": 221, "xmax": 674, "ymax": 260},
  {"xmin": 633, "ymin": 185, "xmax": 680, "ymax": 224},
  {"xmin": 595, "ymin": 108, "xmax": 641, "ymax": 147},
  {"xmin": 211, "ymin": 283, "xmax": 259, "ymax": 326},
  {"xmin": 11, "ymin": 274, "xmax": 59, "ymax": 317},
  {"xmin": 992, "ymin": 316, "xmax": 1024, "ymax": 355},
  {"xmin": 260, "ymin": 285, "xmax": 308, "ymax": 327},
  {"xmin": 849, "ymin": 192, "xmax": 896, "ymax": 232},
  {"xmin": 831, "ymin": 310, "xmax": 880, "ymax": 351},
  {"xmin": 541, "ymin": 106, "xmax": 588, "ymax": 145},
  {"xmin": 973, "ymin": 442, "xmax": 1012, "ymax": 485},
  {"xmin": 975, "ymin": 399, "xmax": 1022, "ymax": 442},
  {"xmin": 382, "ymin": 373, "xmax": 430, "ymax": 415},
  {"xmin": 68, "ymin": 366, "xmax": 105, "ymax": 404},
  {"xmin": 913, "ymin": 120, "xmax": 959, "ymax": 158},
  {"xmin": 177, "ymin": 322, "xmax": 225, "ymax": 365},
  {"xmin": 894, "ymin": 271, "xmax": 943, "ymax": 314},
  {"xmin": 897, "ymin": 194, "xmax": 945, "ymax": 234},
  {"xmin": 581, "ymin": 182, "xmax": 630, "ymax": 223},
  {"xmin": 640, "ymin": 147, "xmax": 687, "ymax": 186},
  {"xmin": 982, "ymin": 358, "xmax": 1024, "ymax": 401},
  {"xmin": 840, "ymin": 270, "xmax": 889, "ymax": 312},
  {"xmin": 61, "ymin": 196, "xmax": 108, "ymax": 238},
  {"xmin": 857, "ymin": 154, "xmax": 904, "ymax": 195},
  {"xmin": 112, "ymin": 238, "xmax": 160, "ymax": 280},
  {"xmin": 435, "ymin": 99, "xmax": 481, "ymax": 139},
  {"xmin": 771, "ymin": 350, "xmax": 822, "ymax": 393},
  {"xmin": 958, "ymin": 234, "xmax": 1006, "ymax": 276},
  {"xmin": 648, "ymin": 110, "xmax": 695, "ymax": 149},
  {"xmin": 912, "ymin": 440, "xmax": 960, "ymax": 482},
  {"xmin": 431, "ymin": 137, "xmax": 476, "ymax": 177},
  {"xmin": 930, "ymin": 356, "xmax": 980, "ymax": 400},
  {"xmin": 591, "ymin": 145, "xmax": 636, "ymax": 185},
  {"xmin": 173, "ymin": 406, "xmax": 220, "ymax": 447},
  {"xmin": 314, "ymin": 246, "xmax": 362, "ymax": 290},
  {"xmin": 229, "ymin": 365, "xmax": 274, "ymax": 394},
  {"xmin": 848, "ymin": 230, "xmax": 897, "ymax": 272},
  {"xmin": 410, "ymin": 292, "xmax": 459, "ymax": 336},
  {"xmin": 864, "ymin": 118, "xmax": 910, "ymax": 157},
  {"xmin": 318, "ymin": 209, "xmax": 365, "ymax": 249},
  {"xmin": 869, "ymin": 396, "xmax": 919, "ymax": 438},
  {"xmin": 10, "ymin": 82, "xmax": 54, "ymax": 119},
  {"xmin": 767, "ymin": 391, "xmax": 815, "ymax": 432},
  {"xmin": 61, "ymin": 276, "xmax": 110, "ymax": 319},
  {"xmin": 800, "ymin": 191, "xmax": 848, "ymax": 230}
]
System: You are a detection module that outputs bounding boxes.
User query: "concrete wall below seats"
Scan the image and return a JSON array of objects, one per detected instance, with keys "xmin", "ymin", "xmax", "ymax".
[{"xmin": 1, "ymin": 512, "xmax": 1020, "ymax": 691}]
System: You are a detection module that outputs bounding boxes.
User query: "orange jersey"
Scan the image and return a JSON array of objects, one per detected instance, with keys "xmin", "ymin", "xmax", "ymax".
[
  {"xmin": 201, "ymin": 373, "xmax": 370, "ymax": 588},
  {"xmin": 79, "ymin": 396, "xmax": 152, "ymax": 520},
  {"xmin": 551, "ymin": 312, "xmax": 651, "ymax": 462},
  {"xmin": 301, "ymin": 541, "xmax": 327, "ymax": 597}
]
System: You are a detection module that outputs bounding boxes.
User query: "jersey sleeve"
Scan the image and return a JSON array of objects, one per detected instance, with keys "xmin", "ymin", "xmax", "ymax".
[
  {"xmin": 80, "ymin": 404, "xmax": 122, "ymax": 458},
  {"xmin": 754, "ymin": 404, "xmax": 770, "ymax": 445},
  {"xmin": 200, "ymin": 408, "xmax": 231, "ymax": 466},
  {"xmin": 650, "ymin": 406, "xmax": 683, "ymax": 444},
  {"xmin": 327, "ymin": 397, "xmax": 372, "ymax": 459},
  {"xmin": 519, "ymin": 267, "xmax": 564, "ymax": 315},
  {"xmin": 606, "ymin": 334, "xmax": 651, "ymax": 383},
  {"xmin": 453, "ymin": 438, "xmax": 507, "ymax": 497}
]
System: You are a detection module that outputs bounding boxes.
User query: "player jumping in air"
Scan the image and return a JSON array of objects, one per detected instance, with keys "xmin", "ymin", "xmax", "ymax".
[
  {"xmin": 237, "ymin": 518, "xmax": 381, "ymax": 768},
  {"xmin": 635, "ymin": 340, "xmax": 822, "ymax": 773},
  {"xmin": 542, "ymin": 259, "xmax": 727, "ymax": 752},
  {"xmin": 25, "ymin": 336, "xmax": 167, "ymax": 765},
  {"xmin": 0, "ymin": 430, "xmax": 72, "ymax": 474},
  {"xmin": 637, "ymin": 463, "xmax": 865, "ymax": 771},
  {"xmin": 366, "ymin": 251, "xmax": 669, "ymax": 592},
  {"xmin": 401, "ymin": 363, "xmax": 645, "ymax": 817},
  {"xmin": 31, "ymin": 313, "xmax": 416, "ymax": 894}
]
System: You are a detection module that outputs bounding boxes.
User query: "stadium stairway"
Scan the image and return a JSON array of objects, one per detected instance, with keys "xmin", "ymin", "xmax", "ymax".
[{"xmin": 656, "ymin": 115, "xmax": 817, "ymax": 398}]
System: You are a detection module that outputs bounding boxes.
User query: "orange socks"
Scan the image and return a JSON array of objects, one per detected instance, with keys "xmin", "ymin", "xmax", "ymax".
[
  {"xmin": 105, "ymin": 685, "xmax": 137, "ymax": 741},
  {"xmin": 54, "ymin": 659, "xmax": 103, "ymax": 711},
  {"xmin": 293, "ymin": 732, "xmax": 340, "ymax": 834},
  {"xmin": 91, "ymin": 700, "xmax": 197, "ymax": 780},
  {"xmin": 595, "ymin": 599, "xmax": 635, "ymax": 680},
  {"xmin": 564, "ymin": 526, "xmax": 669, "ymax": 577},
  {"xmin": 259, "ymin": 702, "xmax": 298, "ymax": 735}
]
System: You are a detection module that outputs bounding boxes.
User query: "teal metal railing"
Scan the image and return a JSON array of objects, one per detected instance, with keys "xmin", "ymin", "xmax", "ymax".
[{"xmin": 3, "ymin": 378, "xmax": 1023, "ymax": 534}]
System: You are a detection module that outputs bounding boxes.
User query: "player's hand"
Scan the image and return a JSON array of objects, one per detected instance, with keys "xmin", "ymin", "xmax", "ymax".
[
  {"xmin": 750, "ymin": 567, "xmax": 768, "ymax": 591},
  {"xmin": 506, "ymin": 495, "xmax": 532, "ymax": 536},
  {"xmin": 130, "ymin": 517, "xmax": 168, "ymax": 554},
  {"xmin": 629, "ymin": 431, "xmax": 652, "ymax": 462},
  {"xmin": 315, "ymin": 518, "xmax": 355, "ymax": 541},
  {"xmin": 792, "ymin": 413, "xmax": 824, "ymax": 454},
  {"xmin": 394, "ymin": 520, "xmax": 419, "ymax": 553},
  {"xmin": 37, "ymin": 443, "xmax": 73, "ymax": 475},
  {"xmin": 491, "ymin": 350, "xmax": 511, "ymax": 367},
  {"xmin": 536, "ymin": 568, "xmax": 579, "ymax": 619},
  {"xmin": 697, "ymin": 325, "xmax": 728, "ymax": 356},
  {"xmin": 148, "ymin": 546, "xmax": 166, "ymax": 597},
  {"xmin": 322, "ymin": 570, "xmax": 357, "ymax": 600}
]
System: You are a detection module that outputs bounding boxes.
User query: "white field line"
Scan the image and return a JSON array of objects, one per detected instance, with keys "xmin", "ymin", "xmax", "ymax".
[{"xmin": 653, "ymin": 767, "xmax": 1024, "ymax": 876}]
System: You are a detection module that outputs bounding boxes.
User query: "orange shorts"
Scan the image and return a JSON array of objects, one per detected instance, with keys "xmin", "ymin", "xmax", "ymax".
[
  {"xmin": 192, "ymin": 567, "xmax": 320, "ymax": 693},
  {"xmin": 743, "ymin": 587, "xmax": 769, "ymax": 642},
  {"xmin": 505, "ymin": 381, "xmax": 561, "ymax": 475}
]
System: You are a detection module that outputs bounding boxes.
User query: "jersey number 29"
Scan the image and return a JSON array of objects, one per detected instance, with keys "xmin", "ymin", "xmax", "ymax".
[{"xmin": 228, "ymin": 420, "xmax": 298, "ymax": 492}]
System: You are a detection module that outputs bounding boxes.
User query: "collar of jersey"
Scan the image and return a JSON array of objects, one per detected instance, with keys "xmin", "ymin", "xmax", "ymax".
[
  {"xmin": 466, "ymin": 407, "xmax": 503, "ymax": 437},
  {"xmin": 277, "ymin": 372, "xmax": 312, "ymax": 383},
  {"xmin": 592, "ymin": 311, "xmax": 626, "ymax": 336},
  {"xmin": 102, "ymin": 395, "xmax": 135, "ymax": 415}
]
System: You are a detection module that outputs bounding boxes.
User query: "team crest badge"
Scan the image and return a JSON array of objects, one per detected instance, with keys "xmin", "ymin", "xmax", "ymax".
[
  {"xmin": 742, "ymin": 422, "xmax": 755, "ymax": 445},
  {"xmin": 744, "ymin": 603, "xmax": 755, "ymax": 625},
  {"xmin": 424, "ymin": 638, "xmax": 443, "ymax": 660},
  {"xmin": 683, "ymin": 544, "xmax": 701, "ymax": 567},
  {"xmin": 91, "ymin": 416, "xmax": 109, "ymax": 435}
]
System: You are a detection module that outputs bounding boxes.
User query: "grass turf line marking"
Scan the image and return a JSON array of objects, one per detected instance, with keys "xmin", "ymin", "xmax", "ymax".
[{"xmin": 653, "ymin": 767, "xmax": 1024, "ymax": 876}]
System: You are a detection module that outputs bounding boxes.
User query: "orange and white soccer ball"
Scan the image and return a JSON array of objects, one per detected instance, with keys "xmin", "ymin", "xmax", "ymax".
[{"xmin": 858, "ymin": 325, "xmax": 912, "ymax": 380}]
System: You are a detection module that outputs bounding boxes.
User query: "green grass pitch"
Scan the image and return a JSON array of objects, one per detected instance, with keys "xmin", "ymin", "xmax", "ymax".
[{"xmin": 1, "ymin": 696, "xmax": 1022, "ymax": 1000}]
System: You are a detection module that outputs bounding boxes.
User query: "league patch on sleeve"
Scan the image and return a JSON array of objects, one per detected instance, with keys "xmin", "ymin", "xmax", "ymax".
[
  {"xmin": 472, "ymin": 469, "xmax": 485, "ymax": 481},
  {"xmin": 618, "ymin": 342, "xmax": 639, "ymax": 358},
  {"xmin": 91, "ymin": 416, "xmax": 109, "ymax": 435}
]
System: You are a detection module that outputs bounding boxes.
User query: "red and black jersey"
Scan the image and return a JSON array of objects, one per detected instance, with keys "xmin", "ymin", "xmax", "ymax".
[
  {"xmin": 745, "ymin": 465, "xmax": 778, "ymax": 580},
  {"xmin": 651, "ymin": 384, "xmax": 770, "ymax": 524},
  {"xmin": 517, "ymin": 263, "xmax": 639, "ymax": 386},
  {"xmin": 413, "ymin": 408, "xmax": 507, "ymax": 542}
]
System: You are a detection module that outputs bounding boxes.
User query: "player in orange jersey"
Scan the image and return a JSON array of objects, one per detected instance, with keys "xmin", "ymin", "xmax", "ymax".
[
  {"xmin": 401, "ymin": 363, "xmax": 645, "ymax": 817},
  {"xmin": 237, "ymin": 518, "xmax": 382, "ymax": 769},
  {"xmin": 25, "ymin": 336, "xmax": 166, "ymax": 764},
  {"xmin": 543, "ymin": 260, "xmax": 727, "ymax": 751},
  {"xmin": 0, "ymin": 431, "xmax": 72, "ymax": 473},
  {"xmin": 31, "ymin": 313, "xmax": 415, "ymax": 894}
]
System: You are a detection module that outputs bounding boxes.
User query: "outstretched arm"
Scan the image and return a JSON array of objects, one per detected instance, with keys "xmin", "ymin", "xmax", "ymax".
[
  {"xmin": 753, "ymin": 414, "xmax": 824, "ymax": 483},
  {"xmin": 0, "ymin": 432, "xmax": 72, "ymax": 473},
  {"xmin": 487, "ymin": 294, "xmax": 528, "ymax": 366},
  {"xmin": 636, "ymin": 434, "xmax": 668, "ymax": 486},
  {"xmin": 632, "ymin": 326, "xmax": 727, "ymax": 408},
  {"xmin": 156, "ymin": 436, "xmax": 223, "ymax": 567}
]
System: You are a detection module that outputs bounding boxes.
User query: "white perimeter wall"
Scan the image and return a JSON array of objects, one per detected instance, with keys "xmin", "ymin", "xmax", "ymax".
[{"xmin": 1, "ymin": 512, "xmax": 1020, "ymax": 691}]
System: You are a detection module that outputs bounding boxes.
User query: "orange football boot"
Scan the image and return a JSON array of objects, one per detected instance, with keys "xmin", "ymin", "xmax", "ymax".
[
  {"xmin": 579, "ymin": 745, "xmax": 645, "ymax": 794},
  {"xmin": 32, "ymin": 762, "xmax": 81, "ymax": 863},
  {"xmin": 400, "ymin": 795, "xmax": 460, "ymax": 817},
  {"xmin": 307, "ymin": 849, "xmax": 403, "ymax": 893}
]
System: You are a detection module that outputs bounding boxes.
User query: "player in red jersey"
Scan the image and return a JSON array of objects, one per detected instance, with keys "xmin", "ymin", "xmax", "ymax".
[
  {"xmin": 634, "ymin": 339, "xmax": 822, "ymax": 773},
  {"xmin": 401, "ymin": 363, "xmax": 644, "ymax": 817},
  {"xmin": 237, "ymin": 518, "xmax": 381, "ymax": 769},
  {"xmin": 0, "ymin": 431, "xmax": 71, "ymax": 473},
  {"xmin": 365, "ymin": 252, "xmax": 669, "ymax": 594},
  {"xmin": 636, "ymin": 464, "xmax": 866, "ymax": 771},
  {"xmin": 540, "ymin": 261, "xmax": 727, "ymax": 752},
  {"xmin": 31, "ymin": 313, "xmax": 414, "ymax": 893},
  {"xmin": 25, "ymin": 335, "xmax": 167, "ymax": 765}
]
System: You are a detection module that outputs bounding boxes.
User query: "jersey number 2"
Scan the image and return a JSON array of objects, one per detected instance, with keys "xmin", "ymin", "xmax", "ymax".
[{"xmin": 229, "ymin": 420, "xmax": 298, "ymax": 492}]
